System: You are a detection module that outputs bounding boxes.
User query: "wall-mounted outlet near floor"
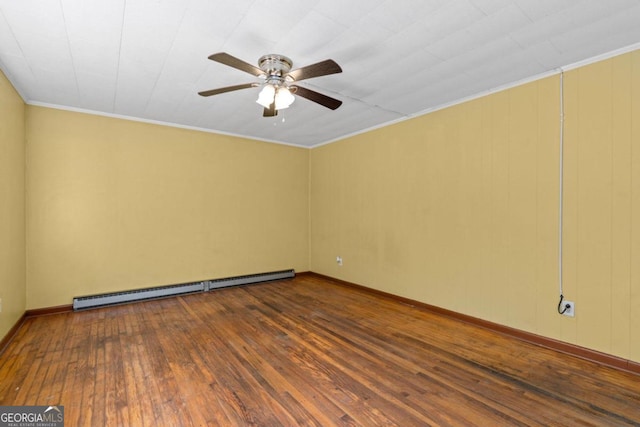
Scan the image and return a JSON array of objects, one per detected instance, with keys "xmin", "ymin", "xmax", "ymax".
[
  {"xmin": 562, "ymin": 300, "xmax": 575, "ymax": 317},
  {"xmin": 336, "ymin": 256, "xmax": 343, "ymax": 266}
]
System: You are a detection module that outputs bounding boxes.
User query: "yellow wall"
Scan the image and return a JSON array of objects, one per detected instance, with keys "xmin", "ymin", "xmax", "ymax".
[
  {"xmin": 310, "ymin": 49, "xmax": 640, "ymax": 363},
  {"xmin": 25, "ymin": 107, "xmax": 309, "ymax": 309},
  {"xmin": 563, "ymin": 51, "xmax": 640, "ymax": 361},
  {"xmin": 0, "ymin": 70, "xmax": 26, "ymax": 339}
]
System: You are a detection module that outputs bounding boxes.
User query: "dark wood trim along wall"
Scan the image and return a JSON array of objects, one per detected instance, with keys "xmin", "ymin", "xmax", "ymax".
[{"xmin": 25, "ymin": 304, "xmax": 73, "ymax": 318}]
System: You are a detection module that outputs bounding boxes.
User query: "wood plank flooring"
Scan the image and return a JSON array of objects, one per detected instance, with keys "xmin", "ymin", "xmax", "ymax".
[{"xmin": 1, "ymin": 275, "xmax": 639, "ymax": 426}]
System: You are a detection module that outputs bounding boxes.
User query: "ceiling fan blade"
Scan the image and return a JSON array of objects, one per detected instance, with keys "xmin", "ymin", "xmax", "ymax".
[
  {"xmin": 287, "ymin": 59, "xmax": 342, "ymax": 82},
  {"xmin": 263, "ymin": 103, "xmax": 278, "ymax": 117},
  {"xmin": 208, "ymin": 52, "xmax": 264, "ymax": 77},
  {"xmin": 291, "ymin": 86, "xmax": 342, "ymax": 110},
  {"xmin": 198, "ymin": 83, "xmax": 258, "ymax": 97}
]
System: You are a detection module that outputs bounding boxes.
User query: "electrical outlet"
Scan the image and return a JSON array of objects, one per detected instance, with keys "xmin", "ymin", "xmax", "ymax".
[
  {"xmin": 336, "ymin": 256, "xmax": 343, "ymax": 266},
  {"xmin": 562, "ymin": 300, "xmax": 575, "ymax": 317}
]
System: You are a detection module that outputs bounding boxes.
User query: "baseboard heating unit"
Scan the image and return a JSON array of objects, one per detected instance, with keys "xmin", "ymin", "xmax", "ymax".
[{"xmin": 72, "ymin": 269, "xmax": 295, "ymax": 310}]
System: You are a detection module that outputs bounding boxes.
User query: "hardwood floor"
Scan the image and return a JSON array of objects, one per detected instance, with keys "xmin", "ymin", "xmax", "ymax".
[{"xmin": 1, "ymin": 275, "xmax": 639, "ymax": 426}]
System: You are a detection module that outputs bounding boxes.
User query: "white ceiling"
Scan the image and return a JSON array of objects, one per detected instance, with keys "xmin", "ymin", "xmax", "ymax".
[{"xmin": 1, "ymin": 0, "xmax": 640, "ymax": 148}]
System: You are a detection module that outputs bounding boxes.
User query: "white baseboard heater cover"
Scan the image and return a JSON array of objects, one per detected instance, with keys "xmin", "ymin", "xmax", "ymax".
[{"xmin": 72, "ymin": 269, "xmax": 295, "ymax": 310}]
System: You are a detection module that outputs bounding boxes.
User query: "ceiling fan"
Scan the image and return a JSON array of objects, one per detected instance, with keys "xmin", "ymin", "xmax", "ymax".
[{"xmin": 198, "ymin": 52, "xmax": 343, "ymax": 117}]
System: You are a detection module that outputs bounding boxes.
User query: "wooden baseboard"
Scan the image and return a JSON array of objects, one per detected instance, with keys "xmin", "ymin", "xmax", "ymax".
[
  {"xmin": 0, "ymin": 313, "xmax": 26, "ymax": 355},
  {"xmin": 308, "ymin": 272, "xmax": 640, "ymax": 376},
  {"xmin": 25, "ymin": 304, "xmax": 73, "ymax": 318}
]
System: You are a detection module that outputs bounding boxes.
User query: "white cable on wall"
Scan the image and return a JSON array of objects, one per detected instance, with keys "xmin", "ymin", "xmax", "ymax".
[{"xmin": 558, "ymin": 70, "xmax": 565, "ymax": 297}]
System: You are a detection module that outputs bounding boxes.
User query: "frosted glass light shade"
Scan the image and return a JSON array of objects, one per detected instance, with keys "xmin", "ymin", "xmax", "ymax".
[
  {"xmin": 274, "ymin": 87, "xmax": 295, "ymax": 110},
  {"xmin": 256, "ymin": 84, "xmax": 276, "ymax": 108}
]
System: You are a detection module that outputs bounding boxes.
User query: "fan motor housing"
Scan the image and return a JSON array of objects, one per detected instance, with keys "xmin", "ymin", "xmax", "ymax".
[{"xmin": 258, "ymin": 54, "xmax": 293, "ymax": 76}]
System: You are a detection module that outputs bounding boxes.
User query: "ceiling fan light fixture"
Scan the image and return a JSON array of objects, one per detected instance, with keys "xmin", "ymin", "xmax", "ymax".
[
  {"xmin": 200, "ymin": 52, "xmax": 343, "ymax": 116},
  {"xmin": 256, "ymin": 84, "xmax": 276, "ymax": 108},
  {"xmin": 274, "ymin": 87, "xmax": 295, "ymax": 110}
]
